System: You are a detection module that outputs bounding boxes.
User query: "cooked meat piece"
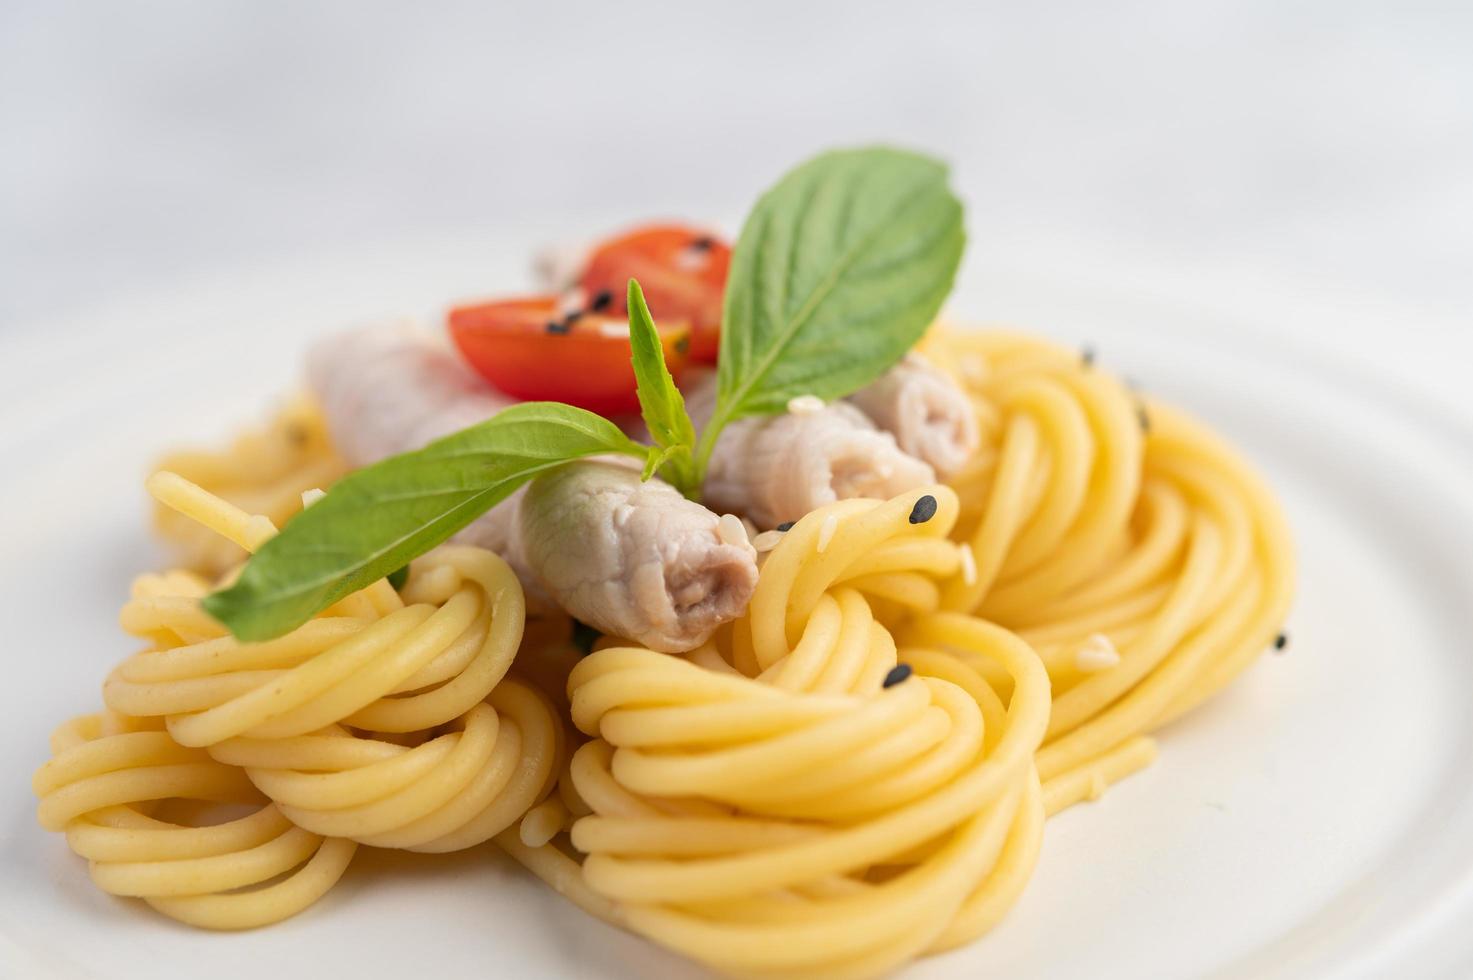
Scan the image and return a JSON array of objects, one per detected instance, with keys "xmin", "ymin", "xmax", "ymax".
[
  {"xmin": 307, "ymin": 322, "xmax": 512, "ymax": 468},
  {"xmin": 681, "ymin": 369, "xmax": 936, "ymax": 529},
  {"xmin": 848, "ymin": 355, "xmax": 979, "ymax": 477},
  {"xmin": 518, "ymin": 460, "xmax": 758, "ymax": 652}
]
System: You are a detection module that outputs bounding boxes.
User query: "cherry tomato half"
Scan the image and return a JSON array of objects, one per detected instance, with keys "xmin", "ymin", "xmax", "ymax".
[
  {"xmin": 448, "ymin": 295, "xmax": 690, "ymax": 416},
  {"xmin": 578, "ymin": 224, "xmax": 730, "ymax": 363}
]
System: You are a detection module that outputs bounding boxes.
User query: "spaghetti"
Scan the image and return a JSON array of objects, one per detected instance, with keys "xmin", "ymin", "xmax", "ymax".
[
  {"xmin": 924, "ymin": 329, "xmax": 1295, "ymax": 781},
  {"xmin": 34, "ymin": 473, "xmax": 561, "ymax": 926},
  {"xmin": 151, "ymin": 396, "xmax": 345, "ymax": 576},
  {"xmin": 501, "ymin": 486, "xmax": 1171, "ymax": 977},
  {"xmin": 494, "ymin": 331, "xmax": 1291, "ymax": 976},
  {"xmin": 32, "ymin": 327, "xmax": 1292, "ymax": 977},
  {"xmin": 32, "ymin": 710, "xmax": 356, "ymax": 930}
]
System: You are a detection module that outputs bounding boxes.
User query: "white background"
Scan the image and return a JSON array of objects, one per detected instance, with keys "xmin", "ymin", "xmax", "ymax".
[{"xmin": 2, "ymin": 1, "xmax": 1469, "ymax": 400}]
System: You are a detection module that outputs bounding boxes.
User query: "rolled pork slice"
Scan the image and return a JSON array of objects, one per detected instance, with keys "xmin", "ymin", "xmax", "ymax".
[
  {"xmin": 308, "ymin": 323, "xmax": 539, "ymax": 583},
  {"xmin": 847, "ymin": 355, "xmax": 979, "ymax": 478},
  {"xmin": 518, "ymin": 460, "xmax": 758, "ymax": 652},
  {"xmin": 681, "ymin": 369, "xmax": 936, "ymax": 530},
  {"xmin": 307, "ymin": 323, "xmax": 512, "ymax": 468}
]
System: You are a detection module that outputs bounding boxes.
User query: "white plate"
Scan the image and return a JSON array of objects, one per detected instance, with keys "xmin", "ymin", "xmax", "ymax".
[{"xmin": 3, "ymin": 236, "xmax": 1472, "ymax": 979}]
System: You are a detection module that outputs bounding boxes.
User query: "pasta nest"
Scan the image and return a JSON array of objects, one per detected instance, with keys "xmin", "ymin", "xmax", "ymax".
[
  {"xmin": 561, "ymin": 488, "xmax": 1054, "ymax": 979},
  {"xmin": 101, "ymin": 545, "xmax": 560, "ymax": 851},
  {"xmin": 32, "ymin": 709, "xmax": 356, "ymax": 929},
  {"xmin": 922, "ymin": 328, "xmax": 1295, "ymax": 781}
]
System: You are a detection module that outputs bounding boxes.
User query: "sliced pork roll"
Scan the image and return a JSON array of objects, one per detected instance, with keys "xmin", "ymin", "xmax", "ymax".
[
  {"xmin": 518, "ymin": 460, "xmax": 757, "ymax": 652},
  {"xmin": 704, "ymin": 405, "xmax": 935, "ymax": 529},
  {"xmin": 681, "ymin": 369, "xmax": 936, "ymax": 529},
  {"xmin": 307, "ymin": 322, "xmax": 512, "ymax": 468},
  {"xmin": 847, "ymin": 355, "xmax": 979, "ymax": 478}
]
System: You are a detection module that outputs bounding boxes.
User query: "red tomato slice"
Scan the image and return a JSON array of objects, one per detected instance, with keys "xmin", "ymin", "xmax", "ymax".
[
  {"xmin": 577, "ymin": 224, "xmax": 730, "ymax": 363},
  {"xmin": 448, "ymin": 295, "xmax": 690, "ymax": 416}
]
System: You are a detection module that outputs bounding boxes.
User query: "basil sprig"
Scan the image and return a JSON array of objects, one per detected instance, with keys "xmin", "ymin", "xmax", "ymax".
[
  {"xmin": 627, "ymin": 280, "xmax": 698, "ymax": 492},
  {"xmin": 694, "ymin": 147, "xmax": 964, "ymax": 477},
  {"xmin": 205, "ymin": 146, "xmax": 965, "ymax": 640},
  {"xmin": 203, "ymin": 403, "xmax": 646, "ymax": 640}
]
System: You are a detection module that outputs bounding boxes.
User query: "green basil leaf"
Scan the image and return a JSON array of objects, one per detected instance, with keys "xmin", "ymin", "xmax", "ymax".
[
  {"xmin": 203, "ymin": 401, "xmax": 646, "ymax": 641},
  {"xmin": 627, "ymin": 278, "xmax": 699, "ymax": 494},
  {"xmin": 641, "ymin": 444, "xmax": 683, "ymax": 482},
  {"xmin": 714, "ymin": 146, "xmax": 964, "ymax": 422}
]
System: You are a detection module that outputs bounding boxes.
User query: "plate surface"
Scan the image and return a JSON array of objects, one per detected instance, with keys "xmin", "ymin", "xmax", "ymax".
[{"xmin": 3, "ymin": 237, "xmax": 1472, "ymax": 979}]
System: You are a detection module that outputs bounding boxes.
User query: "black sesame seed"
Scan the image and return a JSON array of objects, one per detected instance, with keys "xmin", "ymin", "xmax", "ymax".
[
  {"xmin": 1081, "ymin": 346, "xmax": 1097, "ymax": 368},
  {"xmin": 674, "ymin": 335, "xmax": 690, "ymax": 355},
  {"xmin": 883, "ymin": 664, "xmax": 913, "ymax": 688},
  {"xmin": 546, "ymin": 319, "xmax": 572, "ymax": 335},
  {"xmin": 690, "ymin": 235, "xmax": 715, "ymax": 252},
  {"xmin": 588, "ymin": 289, "xmax": 614, "ymax": 312},
  {"xmin": 775, "ymin": 521, "xmax": 795, "ymax": 532},
  {"xmin": 571, "ymin": 619, "xmax": 601, "ymax": 656},
  {"xmin": 908, "ymin": 494, "xmax": 938, "ymax": 525},
  {"xmin": 1274, "ymin": 631, "xmax": 1289, "ymax": 651},
  {"xmin": 563, "ymin": 309, "xmax": 584, "ymax": 325}
]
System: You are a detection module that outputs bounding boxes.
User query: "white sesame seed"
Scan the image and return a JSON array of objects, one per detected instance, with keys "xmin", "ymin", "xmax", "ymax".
[
  {"xmin": 786, "ymin": 394, "xmax": 825, "ymax": 415},
  {"xmin": 674, "ymin": 246, "xmax": 709, "ymax": 272},
  {"xmin": 816, "ymin": 514, "xmax": 839, "ymax": 553},
  {"xmin": 598, "ymin": 322, "xmax": 631, "ymax": 338},
  {"xmin": 419, "ymin": 565, "xmax": 460, "ymax": 596},
  {"xmin": 558, "ymin": 288, "xmax": 586, "ymax": 318},
  {"xmin": 717, "ymin": 513, "xmax": 749, "ymax": 548},
  {"xmin": 751, "ymin": 530, "xmax": 784, "ymax": 552},
  {"xmin": 243, "ymin": 515, "xmax": 278, "ymax": 552},
  {"xmin": 960, "ymin": 354, "xmax": 988, "ymax": 385},
  {"xmin": 300, "ymin": 488, "xmax": 326, "ymax": 508},
  {"xmin": 959, "ymin": 543, "xmax": 978, "ymax": 586},
  {"xmin": 533, "ymin": 243, "xmax": 590, "ymax": 291},
  {"xmin": 1074, "ymin": 633, "xmax": 1121, "ymax": 673}
]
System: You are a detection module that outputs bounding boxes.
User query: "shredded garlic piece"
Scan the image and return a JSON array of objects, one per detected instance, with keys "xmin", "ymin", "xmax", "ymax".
[
  {"xmin": 300, "ymin": 488, "xmax": 327, "ymax": 508},
  {"xmin": 558, "ymin": 288, "xmax": 586, "ymax": 317},
  {"xmin": 674, "ymin": 246, "xmax": 710, "ymax": 272},
  {"xmin": 786, "ymin": 394, "xmax": 825, "ymax": 415},
  {"xmin": 751, "ymin": 530, "xmax": 784, "ymax": 553},
  {"xmin": 959, "ymin": 353, "xmax": 988, "ymax": 385},
  {"xmin": 816, "ymin": 514, "xmax": 839, "ymax": 553},
  {"xmin": 717, "ymin": 513, "xmax": 749, "ymax": 548},
  {"xmin": 959, "ymin": 543, "xmax": 978, "ymax": 586},
  {"xmin": 1074, "ymin": 633, "xmax": 1121, "ymax": 672}
]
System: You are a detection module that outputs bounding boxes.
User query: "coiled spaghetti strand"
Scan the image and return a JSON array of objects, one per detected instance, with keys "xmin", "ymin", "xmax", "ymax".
[
  {"xmin": 33, "ymin": 710, "xmax": 355, "ymax": 929},
  {"xmin": 36, "ymin": 474, "xmax": 559, "ymax": 929},
  {"xmin": 104, "ymin": 544, "xmax": 526, "ymax": 745},
  {"xmin": 546, "ymin": 491, "xmax": 1054, "ymax": 979},
  {"xmin": 208, "ymin": 679, "xmax": 562, "ymax": 851},
  {"xmin": 929, "ymin": 327, "xmax": 1294, "ymax": 787}
]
